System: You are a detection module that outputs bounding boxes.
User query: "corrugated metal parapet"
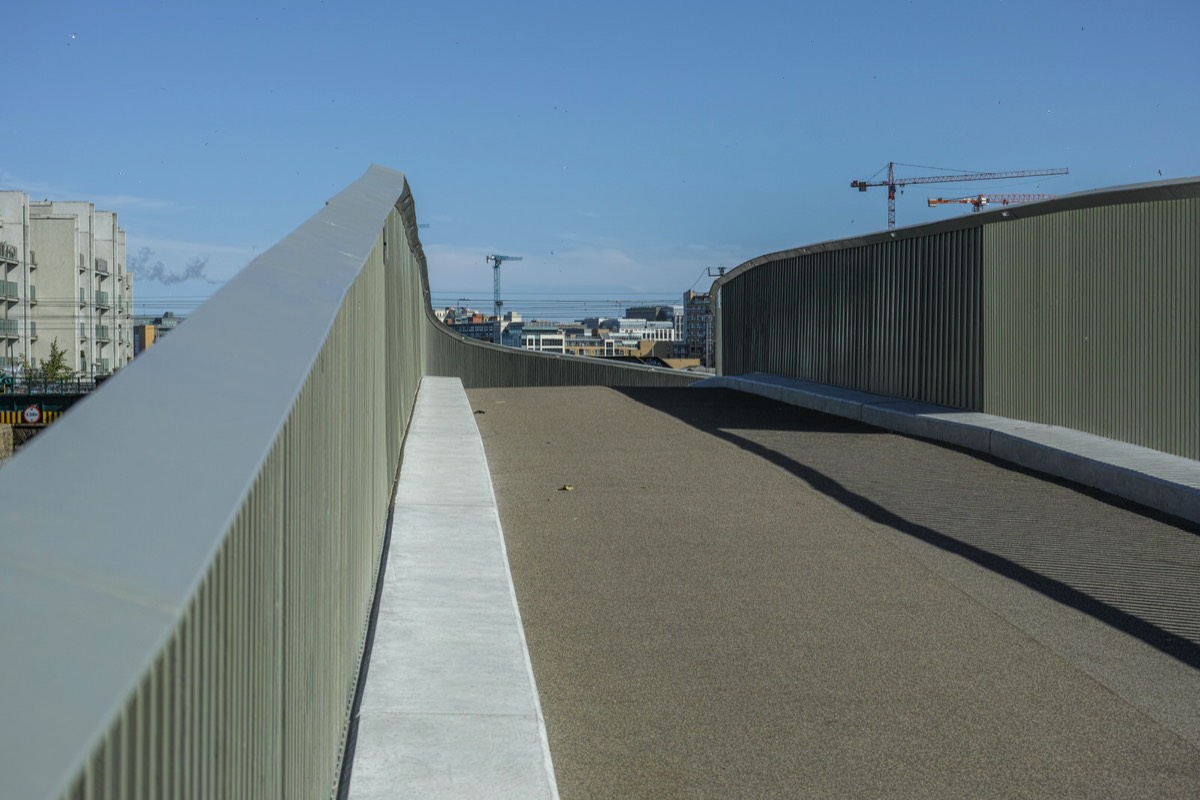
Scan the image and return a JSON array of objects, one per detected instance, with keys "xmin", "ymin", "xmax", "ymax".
[
  {"xmin": 0, "ymin": 163, "xmax": 707, "ymax": 800},
  {"xmin": 983, "ymin": 195, "xmax": 1200, "ymax": 459},
  {"xmin": 715, "ymin": 175, "xmax": 1200, "ymax": 460},
  {"xmin": 718, "ymin": 226, "xmax": 983, "ymax": 410},
  {"xmin": 0, "ymin": 165, "xmax": 423, "ymax": 800}
]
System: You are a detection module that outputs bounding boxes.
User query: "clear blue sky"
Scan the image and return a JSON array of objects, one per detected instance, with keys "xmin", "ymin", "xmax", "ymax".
[{"xmin": 5, "ymin": 1, "xmax": 1197, "ymax": 319}]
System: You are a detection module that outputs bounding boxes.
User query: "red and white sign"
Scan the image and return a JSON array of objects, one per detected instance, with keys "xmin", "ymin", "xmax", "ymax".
[{"xmin": 22, "ymin": 404, "xmax": 41, "ymax": 424}]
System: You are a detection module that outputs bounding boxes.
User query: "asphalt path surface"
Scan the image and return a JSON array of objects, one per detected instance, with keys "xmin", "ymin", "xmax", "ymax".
[{"xmin": 470, "ymin": 386, "xmax": 1200, "ymax": 799}]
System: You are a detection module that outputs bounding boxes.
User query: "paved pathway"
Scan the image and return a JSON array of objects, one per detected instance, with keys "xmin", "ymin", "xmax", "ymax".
[{"xmin": 471, "ymin": 385, "xmax": 1200, "ymax": 799}]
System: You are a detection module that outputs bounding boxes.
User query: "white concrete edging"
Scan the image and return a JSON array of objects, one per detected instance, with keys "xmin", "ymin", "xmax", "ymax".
[{"xmin": 349, "ymin": 377, "xmax": 558, "ymax": 799}]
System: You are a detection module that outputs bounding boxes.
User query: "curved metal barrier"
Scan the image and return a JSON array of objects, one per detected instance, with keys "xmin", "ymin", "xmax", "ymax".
[
  {"xmin": 0, "ymin": 166, "xmax": 696, "ymax": 799},
  {"xmin": 715, "ymin": 178, "xmax": 1200, "ymax": 459}
]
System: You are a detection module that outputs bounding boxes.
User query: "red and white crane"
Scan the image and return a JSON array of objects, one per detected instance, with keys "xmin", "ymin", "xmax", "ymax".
[
  {"xmin": 927, "ymin": 193, "xmax": 1056, "ymax": 213},
  {"xmin": 852, "ymin": 162, "xmax": 1068, "ymax": 228}
]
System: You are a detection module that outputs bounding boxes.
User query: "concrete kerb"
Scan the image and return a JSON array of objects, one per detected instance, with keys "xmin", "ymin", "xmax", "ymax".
[
  {"xmin": 347, "ymin": 376, "xmax": 559, "ymax": 800},
  {"xmin": 695, "ymin": 373, "xmax": 1200, "ymax": 526}
]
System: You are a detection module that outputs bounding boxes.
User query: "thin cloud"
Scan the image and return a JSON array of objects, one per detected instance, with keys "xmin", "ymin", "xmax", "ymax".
[
  {"xmin": 128, "ymin": 247, "xmax": 221, "ymax": 286},
  {"xmin": 127, "ymin": 236, "xmax": 259, "ymax": 284},
  {"xmin": 91, "ymin": 194, "xmax": 183, "ymax": 213},
  {"xmin": 0, "ymin": 171, "xmax": 183, "ymax": 214}
]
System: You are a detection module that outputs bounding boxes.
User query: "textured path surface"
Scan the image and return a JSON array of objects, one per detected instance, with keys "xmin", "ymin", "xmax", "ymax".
[{"xmin": 470, "ymin": 385, "xmax": 1200, "ymax": 800}]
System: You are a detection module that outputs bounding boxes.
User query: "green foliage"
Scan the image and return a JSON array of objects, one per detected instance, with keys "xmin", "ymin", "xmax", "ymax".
[{"xmin": 41, "ymin": 339, "xmax": 74, "ymax": 383}]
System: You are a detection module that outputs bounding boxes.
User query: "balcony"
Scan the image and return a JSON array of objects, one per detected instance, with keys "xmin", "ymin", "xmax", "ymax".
[
  {"xmin": 78, "ymin": 287, "xmax": 86, "ymax": 306},
  {"xmin": 95, "ymin": 324, "xmax": 111, "ymax": 342},
  {"xmin": 28, "ymin": 249, "xmax": 36, "ymax": 269},
  {"xmin": 0, "ymin": 280, "xmax": 17, "ymax": 303},
  {"xmin": 1, "ymin": 167, "xmax": 1198, "ymax": 799},
  {"xmin": 95, "ymin": 257, "xmax": 109, "ymax": 274},
  {"xmin": 28, "ymin": 285, "xmax": 36, "ymax": 305},
  {"xmin": 78, "ymin": 322, "xmax": 87, "ymax": 340},
  {"xmin": 0, "ymin": 242, "xmax": 17, "ymax": 263},
  {"xmin": 29, "ymin": 321, "xmax": 37, "ymax": 340},
  {"xmin": 0, "ymin": 317, "xmax": 17, "ymax": 338},
  {"xmin": 78, "ymin": 253, "xmax": 86, "ymax": 272},
  {"xmin": 95, "ymin": 290, "xmax": 110, "ymax": 308}
]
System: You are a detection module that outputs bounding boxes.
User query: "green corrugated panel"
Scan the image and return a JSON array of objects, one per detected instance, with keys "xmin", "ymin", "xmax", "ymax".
[
  {"xmin": 717, "ymin": 228, "xmax": 983, "ymax": 409},
  {"xmin": 983, "ymin": 197, "xmax": 1200, "ymax": 459}
]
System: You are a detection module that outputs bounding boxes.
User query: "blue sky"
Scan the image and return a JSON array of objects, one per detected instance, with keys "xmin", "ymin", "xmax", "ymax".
[{"xmin": 4, "ymin": 1, "xmax": 1197, "ymax": 319}]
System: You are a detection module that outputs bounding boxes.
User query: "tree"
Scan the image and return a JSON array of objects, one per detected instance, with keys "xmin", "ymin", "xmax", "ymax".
[{"xmin": 41, "ymin": 339, "xmax": 74, "ymax": 383}]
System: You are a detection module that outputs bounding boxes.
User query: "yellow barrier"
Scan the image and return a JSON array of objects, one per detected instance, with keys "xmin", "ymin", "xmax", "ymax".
[{"xmin": 0, "ymin": 409, "xmax": 60, "ymax": 425}]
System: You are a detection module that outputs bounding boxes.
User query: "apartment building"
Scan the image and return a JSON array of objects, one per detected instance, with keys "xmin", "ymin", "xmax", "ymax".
[{"xmin": 0, "ymin": 191, "xmax": 133, "ymax": 377}]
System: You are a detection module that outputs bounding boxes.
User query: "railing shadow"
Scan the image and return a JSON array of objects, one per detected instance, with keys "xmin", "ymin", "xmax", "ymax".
[{"xmin": 615, "ymin": 386, "xmax": 1200, "ymax": 670}]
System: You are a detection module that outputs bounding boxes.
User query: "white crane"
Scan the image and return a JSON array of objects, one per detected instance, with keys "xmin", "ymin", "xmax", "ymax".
[{"xmin": 486, "ymin": 254, "xmax": 523, "ymax": 344}]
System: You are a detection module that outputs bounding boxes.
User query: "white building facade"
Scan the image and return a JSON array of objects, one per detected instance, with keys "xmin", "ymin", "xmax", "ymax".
[{"xmin": 0, "ymin": 191, "xmax": 133, "ymax": 378}]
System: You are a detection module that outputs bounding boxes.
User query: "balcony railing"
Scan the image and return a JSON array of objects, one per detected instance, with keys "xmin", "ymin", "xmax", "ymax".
[
  {"xmin": 0, "ymin": 317, "xmax": 18, "ymax": 338},
  {"xmin": 0, "ymin": 242, "xmax": 17, "ymax": 262},
  {"xmin": 95, "ymin": 290, "xmax": 110, "ymax": 308},
  {"xmin": 29, "ymin": 321, "xmax": 37, "ymax": 339},
  {"xmin": 78, "ymin": 287, "xmax": 86, "ymax": 306},
  {"xmin": 79, "ymin": 322, "xmax": 87, "ymax": 340},
  {"xmin": 95, "ymin": 324, "xmax": 111, "ymax": 341},
  {"xmin": 0, "ymin": 280, "xmax": 17, "ymax": 301},
  {"xmin": 95, "ymin": 257, "xmax": 109, "ymax": 274},
  {"xmin": 28, "ymin": 285, "xmax": 36, "ymax": 305}
]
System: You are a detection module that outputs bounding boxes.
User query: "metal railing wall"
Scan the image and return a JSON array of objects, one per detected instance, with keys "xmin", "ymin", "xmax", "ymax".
[
  {"xmin": 0, "ymin": 166, "xmax": 421, "ymax": 799},
  {"xmin": 424, "ymin": 331, "xmax": 701, "ymax": 388},
  {"xmin": 715, "ymin": 178, "xmax": 1200, "ymax": 459},
  {"xmin": 718, "ymin": 228, "xmax": 982, "ymax": 410},
  {"xmin": 0, "ymin": 164, "xmax": 707, "ymax": 800},
  {"xmin": 983, "ymin": 196, "xmax": 1200, "ymax": 459}
]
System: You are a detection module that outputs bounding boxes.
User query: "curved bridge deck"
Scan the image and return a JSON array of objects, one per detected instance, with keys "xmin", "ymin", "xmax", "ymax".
[{"xmin": 471, "ymin": 385, "xmax": 1200, "ymax": 799}]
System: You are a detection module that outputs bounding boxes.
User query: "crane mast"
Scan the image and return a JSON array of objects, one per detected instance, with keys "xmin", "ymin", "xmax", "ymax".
[
  {"xmin": 852, "ymin": 162, "xmax": 1069, "ymax": 228},
  {"xmin": 486, "ymin": 254, "xmax": 523, "ymax": 345}
]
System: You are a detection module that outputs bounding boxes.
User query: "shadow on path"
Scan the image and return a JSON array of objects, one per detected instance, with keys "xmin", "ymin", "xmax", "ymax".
[{"xmin": 617, "ymin": 386, "xmax": 1200, "ymax": 670}]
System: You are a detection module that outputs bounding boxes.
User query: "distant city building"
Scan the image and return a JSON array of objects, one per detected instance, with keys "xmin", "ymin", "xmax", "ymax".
[
  {"xmin": 0, "ymin": 191, "xmax": 134, "ymax": 378},
  {"xmin": 440, "ymin": 298, "xmax": 700, "ymax": 370},
  {"xmin": 132, "ymin": 311, "xmax": 183, "ymax": 356},
  {"xmin": 460, "ymin": 323, "xmax": 499, "ymax": 344},
  {"xmin": 521, "ymin": 331, "xmax": 565, "ymax": 353},
  {"xmin": 624, "ymin": 305, "xmax": 675, "ymax": 322},
  {"xmin": 683, "ymin": 290, "xmax": 714, "ymax": 366},
  {"xmin": 133, "ymin": 324, "xmax": 156, "ymax": 355}
]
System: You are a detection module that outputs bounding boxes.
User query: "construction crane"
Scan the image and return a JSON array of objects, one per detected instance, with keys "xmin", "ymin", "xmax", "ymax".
[
  {"xmin": 928, "ymin": 193, "xmax": 1056, "ymax": 213},
  {"xmin": 486, "ymin": 254, "xmax": 523, "ymax": 345},
  {"xmin": 851, "ymin": 162, "xmax": 1069, "ymax": 229}
]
